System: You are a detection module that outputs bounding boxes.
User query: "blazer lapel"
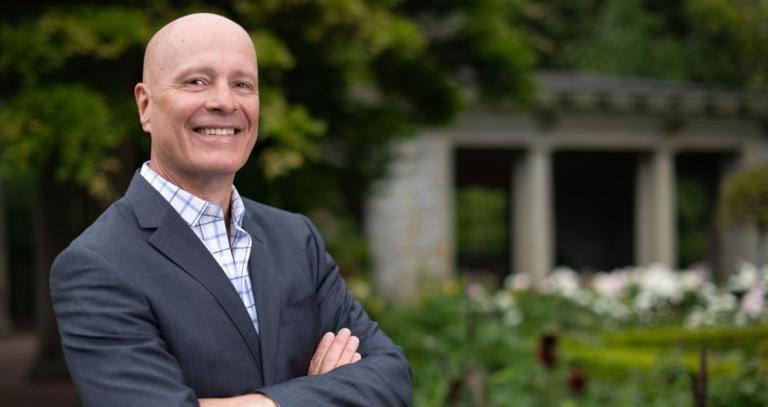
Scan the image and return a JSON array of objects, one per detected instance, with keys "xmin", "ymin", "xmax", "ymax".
[
  {"xmin": 125, "ymin": 173, "xmax": 264, "ymax": 384},
  {"xmin": 242, "ymin": 213, "xmax": 281, "ymax": 386}
]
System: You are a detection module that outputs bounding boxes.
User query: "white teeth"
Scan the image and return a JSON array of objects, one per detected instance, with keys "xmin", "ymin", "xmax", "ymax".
[{"xmin": 199, "ymin": 128, "xmax": 236, "ymax": 136}]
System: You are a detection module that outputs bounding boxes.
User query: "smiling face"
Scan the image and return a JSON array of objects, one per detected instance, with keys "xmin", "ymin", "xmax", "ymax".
[{"xmin": 135, "ymin": 14, "xmax": 259, "ymax": 190}]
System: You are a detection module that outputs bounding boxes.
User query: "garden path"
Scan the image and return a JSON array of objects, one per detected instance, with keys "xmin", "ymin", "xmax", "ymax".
[{"xmin": 0, "ymin": 331, "xmax": 79, "ymax": 406}]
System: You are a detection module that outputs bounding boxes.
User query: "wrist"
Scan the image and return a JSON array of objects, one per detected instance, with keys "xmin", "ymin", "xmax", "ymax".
[{"xmin": 248, "ymin": 393, "xmax": 277, "ymax": 407}]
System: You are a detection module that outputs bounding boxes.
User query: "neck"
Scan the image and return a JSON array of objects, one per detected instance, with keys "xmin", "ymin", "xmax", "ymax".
[{"xmin": 148, "ymin": 162, "xmax": 234, "ymax": 222}]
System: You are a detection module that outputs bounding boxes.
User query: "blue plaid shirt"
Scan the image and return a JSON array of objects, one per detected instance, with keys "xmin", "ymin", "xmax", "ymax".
[{"xmin": 140, "ymin": 162, "xmax": 259, "ymax": 334}]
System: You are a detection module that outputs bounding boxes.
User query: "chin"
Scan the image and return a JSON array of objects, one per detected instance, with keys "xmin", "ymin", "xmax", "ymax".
[{"xmin": 200, "ymin": 160, "xmax": 247, "ymax": 177}]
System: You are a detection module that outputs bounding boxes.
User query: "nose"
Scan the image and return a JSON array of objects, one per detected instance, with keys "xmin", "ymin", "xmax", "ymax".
[{"xmin": 204, "ymin": 82, "xmax": 237, "ymax": 114}]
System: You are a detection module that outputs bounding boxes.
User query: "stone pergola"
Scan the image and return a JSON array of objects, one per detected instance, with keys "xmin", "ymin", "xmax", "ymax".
[{"xmin": 365, "ymin": 71, "xmax": 768, "ymax": 301}]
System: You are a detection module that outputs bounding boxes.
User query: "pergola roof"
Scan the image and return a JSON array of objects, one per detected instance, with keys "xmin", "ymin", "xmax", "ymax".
[{"xmin": 535, "ymin": 70, "xmax": 768, "ymax": 117}]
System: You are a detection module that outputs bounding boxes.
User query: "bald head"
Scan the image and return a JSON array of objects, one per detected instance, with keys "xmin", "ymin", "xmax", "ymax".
[
  {"xmin": 133, "ymin": 12, "xmax": 261, "ymax": 190},
  {"xmin": 142, "ymin": 13, "xmax": 257, "ymax": 86}
]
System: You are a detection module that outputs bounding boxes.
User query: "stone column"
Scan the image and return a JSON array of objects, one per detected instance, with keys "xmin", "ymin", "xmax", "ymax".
[
  {"xmin": 635, "ymin": 148, "xmax": 676, "ymax": 268},
  {"xmin": 634, "ymin": 155, "xmax": 654, "ymax": 266},
  {"xmin": 512, "ymin": 145, "xmax": 553, "ymax": 278},
  {"xmin": 0, "ymin": 180, "xmax": 11, "ymax": 334},
  {"xmin": 651, "ymin": 147, "xmax": 676, "ymax": 267},
  {"xmin": 365, "ymin": 134, "xmax": 454, "ymax": 302}
]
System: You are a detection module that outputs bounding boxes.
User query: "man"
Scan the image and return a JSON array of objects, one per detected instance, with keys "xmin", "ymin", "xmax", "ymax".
[{"xmin": 50, "ymin": 13, "xmax": 411, "ymax": 406}]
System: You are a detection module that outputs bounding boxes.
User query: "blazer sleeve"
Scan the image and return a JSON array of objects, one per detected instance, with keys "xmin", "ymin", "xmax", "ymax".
[
  {"xmin": 50, "ymin": 244, "xmax": 198, "ymax": 407},
  {"xmin": 257, "ymin": 215, "xmax": 413, "ymax": 406}
]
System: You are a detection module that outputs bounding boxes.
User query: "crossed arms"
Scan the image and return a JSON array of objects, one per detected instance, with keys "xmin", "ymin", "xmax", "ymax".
[
  {"xmin": 201, "ymin": 328, "xmax": 362, "ymax": 406},
  {"xmin": 50, "ymin": 207, "xmax": 411, "ymax": 406}
]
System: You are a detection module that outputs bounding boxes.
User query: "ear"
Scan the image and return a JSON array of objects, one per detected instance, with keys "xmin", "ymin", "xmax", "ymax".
[{"xmin": 134, "ymin": 83, "xmax": 152, "ymax": 133}]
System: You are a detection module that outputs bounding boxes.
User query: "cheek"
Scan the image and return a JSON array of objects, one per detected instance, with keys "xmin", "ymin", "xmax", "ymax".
[
  {"xmin": 244, "ymin": 98, "xmax": 260, "ymax": 122},
  {"xmin": 156, "ymin": 95, "xmax": 198, "ymax": 126}
]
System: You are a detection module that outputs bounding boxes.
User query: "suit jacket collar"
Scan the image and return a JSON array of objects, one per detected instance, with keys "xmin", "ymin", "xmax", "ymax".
[
  {"xmin": 125, "ymin": 171, "xmax": 167, "ymax": 229},
  {"xmin": 124, "ymin": 172, "xmax": 272, "ymax": 385}
]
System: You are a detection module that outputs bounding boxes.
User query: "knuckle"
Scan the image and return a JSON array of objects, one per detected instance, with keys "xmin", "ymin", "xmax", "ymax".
[{"xmin": 323, "ymin": 354, "xmax": 338, "ymax": 364}]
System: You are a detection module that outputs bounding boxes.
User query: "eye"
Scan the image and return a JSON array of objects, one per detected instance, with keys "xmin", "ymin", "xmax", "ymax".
[
  {"xmin": 185, "ymin": 78, "xmax": 207, "ymax": 87},
  {"xmin": 235, "ymin": 81, "xmax": 253, "ymax": 90}
]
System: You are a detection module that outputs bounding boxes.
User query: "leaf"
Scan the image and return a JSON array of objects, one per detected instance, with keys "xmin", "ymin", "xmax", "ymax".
[{"xmin": 0, "ymin": 84, "xmax": 122, "ymax": 202}]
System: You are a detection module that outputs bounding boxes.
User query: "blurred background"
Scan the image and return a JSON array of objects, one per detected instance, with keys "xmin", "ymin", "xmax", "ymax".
[{"xmin": 1, "ymin": 0, "xmax": 767, "ymax": 405}]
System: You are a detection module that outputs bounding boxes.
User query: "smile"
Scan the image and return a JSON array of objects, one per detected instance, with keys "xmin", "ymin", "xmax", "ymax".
[{"xmin": 194, "ymin": 127, "xmax": 240, "ymax": 136}]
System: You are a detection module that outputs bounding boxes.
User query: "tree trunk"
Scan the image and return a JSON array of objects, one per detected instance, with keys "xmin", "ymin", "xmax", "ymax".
[
  {"xmin": 29, "ymin": 137, "xmax": 139, "ymax": 380},
  {"xmin": 29, "ymin": 164, "xmax": 73, "ymax": 380}
]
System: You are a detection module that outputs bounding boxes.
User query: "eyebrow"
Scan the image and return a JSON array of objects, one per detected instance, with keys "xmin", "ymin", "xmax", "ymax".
[{"xmin": 172, "ymin": 66, "xmax": 258, "ymax": 84}]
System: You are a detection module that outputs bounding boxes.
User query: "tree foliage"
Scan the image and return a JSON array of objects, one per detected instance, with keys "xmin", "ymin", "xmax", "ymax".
[
  {"xmin": 719, "ymin": 163, "xmax": 768, "ymax": 234},
  {"xmin": 0, "ymin": 85, "xmax": 119, "ymax": 201},
  {"xmin": 523, "ymin": 0, "xmax": 768, "ymax": 87},
  {"xmin": 0, "ymin": 7, "xmax": 150, "ymax": 201},
  {"xmin": 5, "ymin": 0, "xmax": 764, "ymax": 214},
  {"xmin": 0, "ymin": 0, "xmax": 535, "ymax": 210},
  {"xmin": 0, "ymin": 0, "xmax": 537, "ymax": 279}
]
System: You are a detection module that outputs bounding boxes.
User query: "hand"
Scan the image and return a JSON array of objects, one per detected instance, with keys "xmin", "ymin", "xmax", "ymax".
[
  {"xmin": 307, "ymin": 328, "xmax": 362, "ymax": 375},
  {"xmin": 199, "ymin": 393, "xmax": 276, "ymax": 407}
]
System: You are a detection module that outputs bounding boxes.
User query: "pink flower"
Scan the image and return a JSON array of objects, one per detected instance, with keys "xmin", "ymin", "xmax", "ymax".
[{"xmin": 741, "ymin": 282, "xmax": 766, "ymax": 319}]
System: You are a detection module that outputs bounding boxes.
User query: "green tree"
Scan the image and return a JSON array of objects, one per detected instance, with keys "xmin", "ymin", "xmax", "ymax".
[
  {"xmin": 523, "ymin": 0, "xmax": 768, "ymax": 87},
  {"xmin": 0, "ymin": 0, "xmax": 536, "ymax": 380},
  {"xmin": 0, "ymin": 6, "xmax": 152, "ymax": 379},
  {"xmin": 718, "ymin": 163, "xmax": 768, "ymax": 266}
]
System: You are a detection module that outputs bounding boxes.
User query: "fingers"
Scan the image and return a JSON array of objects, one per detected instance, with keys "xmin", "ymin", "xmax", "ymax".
[
  {"xmin": 338, "ymin": 333, "xmax": 359, "ymax": 365},
  {"xmin": 307, "ymin": 328, "xmax": 364, "ymax": 375},
  {"xmin": 307, "ymin": 331, "xmax": 335, "ymax": 375},
  {"xmin": 319, "ymin": 328, "xmax": 352, "ymax": 373}
]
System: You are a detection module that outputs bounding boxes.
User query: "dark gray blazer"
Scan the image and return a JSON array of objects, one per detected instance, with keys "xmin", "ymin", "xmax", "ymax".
[{"xmin": 50, "ymin": 173, "xmax": 412, "ymax": 406}]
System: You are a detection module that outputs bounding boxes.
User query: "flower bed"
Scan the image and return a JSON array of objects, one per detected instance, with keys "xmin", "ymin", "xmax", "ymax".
[{"xmin": 368, "ymin": 264, "xmax": 768, "ymax": 406}]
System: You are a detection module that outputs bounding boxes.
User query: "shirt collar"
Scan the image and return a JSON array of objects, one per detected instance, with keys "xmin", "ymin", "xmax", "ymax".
[{"xmin": 140, "ymin": 162, "xmax": 246, "ymax": 229}]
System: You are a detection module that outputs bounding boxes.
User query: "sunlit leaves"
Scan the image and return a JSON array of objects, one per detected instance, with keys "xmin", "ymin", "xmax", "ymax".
[
  {"xmin": 0, "ymin": 7, "xmax": 150, "ymax": 202},
  {"xmin": 0, "ymin": 7, "xmax": 149, "ymax": 86},
  {"xmin": 258, "ymin": 88, "xmax": 325, "ymax": 178},
  {"xmin": 0, "ymin": 22, "xmax": 64, "ymax": 86},
  {"xmin": 0, "ymin": 85, "xmax": 121, "ymax": 202},
  {"xmin": 251, "ymin": 30, "xmax": 295, "ymax": 73},
  {"xmin": 38, "ymin": 7, "xmax": 150, "ymax": 59},
  {"xmin": 460, "ymin": 0, "xmax": 536, "ymax": 99},
  {"xmin": 1, "ymin": 1, "xmax": 536, "ymax": 211}
]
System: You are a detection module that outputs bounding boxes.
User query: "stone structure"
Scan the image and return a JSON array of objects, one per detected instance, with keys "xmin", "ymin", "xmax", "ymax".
[{"xmin": 366, "ymin": 71, "xmax": 768, "ymax": 301}]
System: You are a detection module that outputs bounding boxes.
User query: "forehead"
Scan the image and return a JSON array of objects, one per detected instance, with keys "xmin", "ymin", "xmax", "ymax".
[{"xmin": 148, "ymin": 20, "xmax": 257, "ymax": 81}]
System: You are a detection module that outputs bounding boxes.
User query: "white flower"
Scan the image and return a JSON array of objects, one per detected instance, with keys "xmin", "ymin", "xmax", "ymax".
[
  {"xmin": 467, "ymin": 283, "xmax": 492, "ymax": 312},
  {"xmin": 686, "ymin": 307, "xmax": 711, "ymax": 328},
  {"xmin": 493, "ymin": 291, "xmax": 516, "ymax": 311},
  {"xmin": 728, "ymin": 263, "xmax": 760, "ymax": 292},
  {"xmin": 506, "ymin": 273, "xmax": 532, "ymax": 292},
  {"xmin": 679, "ymin": 271, "xmax": 705, "ymax": 292},
  {"xmin": 502, "ymin": 309, "xmax": 522, "ymax": 326},
  {"xmin": 572, "ymin": 291, "xmax": 593, "ymax": 307},
  {"xmin": 740, "ymin": 282, "xmax": 766, "ymax": 319},
  {"xmin": 592, "ymin": 271, "xmax": 628, "ymax": 300},
  {"xmin": 705, "ymin": 292, "xmax": 738, "ymax": 314},
  {"xmin": 633, "ymin": 291, "xmax": 656, "ymax": 312},
  {"xmin": 467, "ymin": 282, "xmax": 486, "ymax": 300},
  {"xmin": 549, "ymin": 267, "xmax": 580, "ymax": 298},
  {"xmin": 633, "ymin": 263, "xmax": 684, "ymax": 305}
]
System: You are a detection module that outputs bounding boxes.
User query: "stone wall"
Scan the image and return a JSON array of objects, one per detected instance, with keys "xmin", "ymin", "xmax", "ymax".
[{"xmin": 365, "ymin": 134, "xmax": 454, "ymax": 302}]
